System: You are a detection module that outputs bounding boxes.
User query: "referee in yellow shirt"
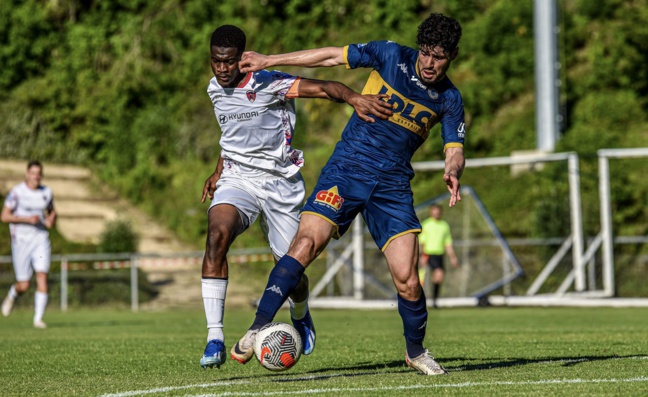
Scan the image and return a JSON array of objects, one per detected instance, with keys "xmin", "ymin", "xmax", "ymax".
[{"xmin": 418, "ymin": 204, "xmax": 459, "ymax": 307}]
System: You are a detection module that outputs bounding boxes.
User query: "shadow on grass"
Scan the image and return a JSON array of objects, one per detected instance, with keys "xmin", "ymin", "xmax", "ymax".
[
  {"xmin": 210, "ymin": 353, "xmax": 645, "ymax": 383},
  {"xmin": 446, "ymin": 354, "xmax": 644, "ymax": 372},
  {"xmin": 46, "ymin": 319, "xmax": 153, "ymax": 328}
]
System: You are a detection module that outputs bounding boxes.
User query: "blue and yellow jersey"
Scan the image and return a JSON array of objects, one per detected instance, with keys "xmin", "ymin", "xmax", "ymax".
[{"xmin": 332, "ymin": 40, "xmax": 465, "ymax": 180}]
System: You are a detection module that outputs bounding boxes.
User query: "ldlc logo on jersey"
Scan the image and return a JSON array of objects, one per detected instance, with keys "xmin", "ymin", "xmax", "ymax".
[
  {"xmin": 363, "ymin": 72, "xmax": 437, "ymax": 139},
  {"xmin": 246, "ymin": 90, "xmax": 256, "ymax": 103},
  {"xmin": 314, "ymin": 186, "xmax": 344, "ymax": 211}
]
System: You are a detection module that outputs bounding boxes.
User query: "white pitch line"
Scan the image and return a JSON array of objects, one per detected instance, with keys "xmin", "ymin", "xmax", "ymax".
[
  {"xmin": 185, "ymin": 377, "xmax": 648, "ymax": 397},
  {"xmin": 98, "ymin": 381, "xmax": 256, "ymax": 397},
  {"xmin": 99, "ymin": 356, "xmax": 648, "ymax": 397}
]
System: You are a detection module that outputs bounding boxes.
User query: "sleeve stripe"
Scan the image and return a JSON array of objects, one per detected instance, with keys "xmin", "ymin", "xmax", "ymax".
[
  {"xmin": 343, "ymin": 45, "xmax": 351, "ymax": 70},
  {"xmin": 285, "ymin": 77, "xmax": 301, "ymax": 99},
  {"xmin": 443, "ymin": 142, "xmax": 464, "ymax": 152}
]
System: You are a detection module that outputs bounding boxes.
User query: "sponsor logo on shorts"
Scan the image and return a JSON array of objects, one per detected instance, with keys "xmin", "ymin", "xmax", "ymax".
[{"xmin": 314, "ymin": 186, "xmax": 344, "ymax": 211}]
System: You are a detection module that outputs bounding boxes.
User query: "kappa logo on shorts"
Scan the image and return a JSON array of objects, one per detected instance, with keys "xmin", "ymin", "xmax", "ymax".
[{"xmin": 314, "ymin": 186, "xmax": 344, "ymax": 211}]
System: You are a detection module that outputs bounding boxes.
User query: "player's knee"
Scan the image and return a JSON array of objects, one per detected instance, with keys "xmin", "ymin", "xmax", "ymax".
[
  {"xmin": 206, "ymin": 224, "xmax": 232, "ymax": 253},
  {"xmin": 14, "ymin": 282, "xmax": 29, "ymax": 293},
  {"xmin": 396, "ymin": 278, "xmax": 421, "ymax": 300},
  {"xmin": 290, "ymin": 234, "xmax": 319, "ymax": 260}
]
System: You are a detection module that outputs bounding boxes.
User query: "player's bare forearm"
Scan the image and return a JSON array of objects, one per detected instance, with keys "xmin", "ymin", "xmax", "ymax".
[
  {"xmin": 444, "ymin": 147, "xmax": 465, "ymax": 180},
  {"xmin": 443, "ymin": 147, "xmax": 465, "ymax": 207},
  {"xmin": 44, "ymin": 210, "xmax": 56, "ymax": 229},
  {"xmin": 240, "ymin": 47, "xmax": 345, "ymax": 72},
  {"xmin": 1, "ymin": 207, "xmax": 39, "ymax": 225},
  {"xmin": 298, "ymin": 79, "xmax": 393, "ymax": 122}
]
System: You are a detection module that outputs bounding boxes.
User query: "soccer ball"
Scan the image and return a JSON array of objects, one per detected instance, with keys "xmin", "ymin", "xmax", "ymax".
[{"xmin": 253, "ymin": 322, "xmax": 302, "ymax": 371}]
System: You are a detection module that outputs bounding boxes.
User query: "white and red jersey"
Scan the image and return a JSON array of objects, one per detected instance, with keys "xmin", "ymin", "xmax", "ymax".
[
  {"xmin": 3, "ymin": 182, "xmax": 54, "ymax": 240},
  {"xmin": 207, "ymin": 70, "xmax": 304, "ymax": 178}
]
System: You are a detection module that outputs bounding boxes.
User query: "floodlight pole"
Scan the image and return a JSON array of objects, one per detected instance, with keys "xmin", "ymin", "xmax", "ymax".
[{"xmin": 534, "ymin": 0, "xmax": 561, "ymax": 151}]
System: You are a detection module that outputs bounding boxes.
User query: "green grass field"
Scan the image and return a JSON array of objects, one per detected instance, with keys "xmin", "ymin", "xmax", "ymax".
[{"xmin": 1, "ymin": 306, "xmax": 647, "ymax": 396}]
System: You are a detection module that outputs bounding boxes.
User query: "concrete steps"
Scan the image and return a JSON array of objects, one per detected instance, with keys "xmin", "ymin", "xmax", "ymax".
[{"xmin": 0, "ymin": 159, "xmax": 193, "ymax": 254}]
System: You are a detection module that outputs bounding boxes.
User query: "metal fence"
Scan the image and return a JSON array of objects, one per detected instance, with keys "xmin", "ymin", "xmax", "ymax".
[{"xmin": 0, "ymin": 248, "xmax": 274, "ymax": 312}]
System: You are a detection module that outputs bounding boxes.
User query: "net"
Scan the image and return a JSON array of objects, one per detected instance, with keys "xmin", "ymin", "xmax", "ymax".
[{"xmin": 317, "ymin": 186, "xmax": 523, "ymax": 302}]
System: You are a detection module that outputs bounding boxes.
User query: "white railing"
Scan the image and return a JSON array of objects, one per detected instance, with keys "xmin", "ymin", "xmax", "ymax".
[{"xmin": 0, "ymin": 248, "xmax": 273, "ymax": 312}]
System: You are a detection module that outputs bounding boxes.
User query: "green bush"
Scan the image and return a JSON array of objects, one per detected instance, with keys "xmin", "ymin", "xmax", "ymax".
[{"xmin": 98, "ymin": 219, "xmax": 140, "ymax": 253}]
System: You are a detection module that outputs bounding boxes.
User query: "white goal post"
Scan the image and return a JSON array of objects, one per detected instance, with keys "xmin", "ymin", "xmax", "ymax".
[
  {"xmin": 413, "ymin": 151, "xmax": 589, "ymax": 296},
  {"xmin": 597, "ymin": 148, "xmax": 648, "ymax": 297}
]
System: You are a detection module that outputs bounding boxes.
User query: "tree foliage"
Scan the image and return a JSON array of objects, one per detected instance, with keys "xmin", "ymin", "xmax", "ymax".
[{"xmin": 0, "ymin": 0, "xmax": 646, "ymax": 249}]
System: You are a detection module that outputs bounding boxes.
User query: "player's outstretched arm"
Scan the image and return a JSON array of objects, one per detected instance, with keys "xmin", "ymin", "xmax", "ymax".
[
  {"xmin": 1, "ymin": 206, "xmax": 40, "ymax": 225},
  {"xmin": 443, "ymin": 147, "xmax": 465, "ymax": 207},
  {"xmin": 201, "ymin": 155, "xmax": 224, "ymax": 203},
  {"xmin": 240, "ymin": 47, "xmax": 345, "ymax": 73},
  {"xmin": 297, "ymin": 78, "xmax": 393, "ymax": 123}
]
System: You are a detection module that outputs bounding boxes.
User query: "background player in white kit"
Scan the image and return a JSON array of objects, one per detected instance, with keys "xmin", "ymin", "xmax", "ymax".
[
  {"xmin": 1, "ymin": 161, "xmax": 57, "ymax": 328},
  {"xmin": 198, "ymin": 25, "xmax": 393, "ymax": 369}
]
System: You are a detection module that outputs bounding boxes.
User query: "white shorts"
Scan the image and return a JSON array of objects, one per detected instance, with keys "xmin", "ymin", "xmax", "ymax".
[
  {"xmin": 209, "ymin": 160, "xmax": 305, "ymax": 259},
  {"xmin": 11, "ymin": 233, "xmax": 51, "ymax": 281}
]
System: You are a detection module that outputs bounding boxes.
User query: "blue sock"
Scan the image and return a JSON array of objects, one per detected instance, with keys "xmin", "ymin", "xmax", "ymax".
[
  {"xmin": 252, "ymin": 255, "xmax": 305, "ymax": 330},
  {"xmin": 398, "ymin": 289, "xmax": 428, "ymax": 358}
]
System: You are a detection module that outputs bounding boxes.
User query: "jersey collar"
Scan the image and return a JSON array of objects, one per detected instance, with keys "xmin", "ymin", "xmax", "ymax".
[{"xmin": 237, "ymin": 72, "xmax": 252, "ymax": 88}]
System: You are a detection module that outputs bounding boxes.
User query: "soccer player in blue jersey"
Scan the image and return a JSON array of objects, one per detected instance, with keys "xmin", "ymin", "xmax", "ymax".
[{"xmin": 233, "ymin": 13, "xmax": 465, "ymax": 375}]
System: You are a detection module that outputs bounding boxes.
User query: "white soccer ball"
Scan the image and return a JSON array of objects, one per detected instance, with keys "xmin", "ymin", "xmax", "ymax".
[{"xmin": 253, "ymin": 322, "xmax": 302, "ymax": 371}]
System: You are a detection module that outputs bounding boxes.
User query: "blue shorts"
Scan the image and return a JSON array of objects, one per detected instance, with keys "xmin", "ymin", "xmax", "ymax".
[{"xmin": 301, "ymin": 161, "xmax": 421, "ymax": 251}]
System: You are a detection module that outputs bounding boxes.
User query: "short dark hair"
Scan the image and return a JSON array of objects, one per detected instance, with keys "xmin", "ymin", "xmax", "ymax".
[
  {"xmin": 210, "ymin": 25, "xmax": 246, "ymax": 53},
  {"xmin": 27, "ymin": 160, "xmax": 42, "ymax": 170},
  {"xmin": 416, "ymin": 13, "xmax": 462, "ymax": 54}
]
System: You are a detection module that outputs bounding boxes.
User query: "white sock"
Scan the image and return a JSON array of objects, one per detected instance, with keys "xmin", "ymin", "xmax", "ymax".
[
  {"xmin": 8, "ymin": 285, "xmax": 18, "ymax": 300},
  {"xmin": 202, "ymin": 278, "xmax": 227, "ymax": 342},
  {"xmin": 289, "ymin": 293, "xmax": 309, "ymax": 320},
  {"xmin": 34, "ymin": 291, "xmax": 48, "ymax": 322}
]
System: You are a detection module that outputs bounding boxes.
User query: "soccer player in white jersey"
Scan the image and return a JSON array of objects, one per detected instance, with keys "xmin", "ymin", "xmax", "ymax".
[
  {"xmin": 198, "ymin": 25, "xmax": 393, "ymax": 369},
  {"xmin": 1, "ymin": 161, "xmax": 57, "ymax": 328}
]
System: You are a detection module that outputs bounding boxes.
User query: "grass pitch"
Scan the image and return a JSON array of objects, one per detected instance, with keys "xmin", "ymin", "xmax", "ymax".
[{"xmin": 1, "ymin": 306, "xmax": 647, "ymax": 396}]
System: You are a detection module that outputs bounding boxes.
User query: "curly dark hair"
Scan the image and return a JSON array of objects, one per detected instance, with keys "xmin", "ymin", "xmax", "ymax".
[
  {"xmin": 416, "ymin": 13, "xmax": 462, "ymax": 54},
  {"xmin": 210, "ymin": 25, "xmax": 246, "ymax": 53}
]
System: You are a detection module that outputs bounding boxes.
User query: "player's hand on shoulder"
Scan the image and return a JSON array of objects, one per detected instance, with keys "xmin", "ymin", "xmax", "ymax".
[
  {"xmin": 348, "ymin": 93, "xmax": 393, "ymax": 123},
  {"xmin": 240, "ymin": 51, "xmax": 267, "ymax": 73}
]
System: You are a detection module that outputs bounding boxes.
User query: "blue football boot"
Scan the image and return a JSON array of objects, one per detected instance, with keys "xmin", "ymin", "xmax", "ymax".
[
  {"xmin": 291, "ymin": 311, "xmax": 316, "ymax": 355},
  {"xmin": 200, "ymin": 339, "xmax": 226, "ymax": 369}
]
